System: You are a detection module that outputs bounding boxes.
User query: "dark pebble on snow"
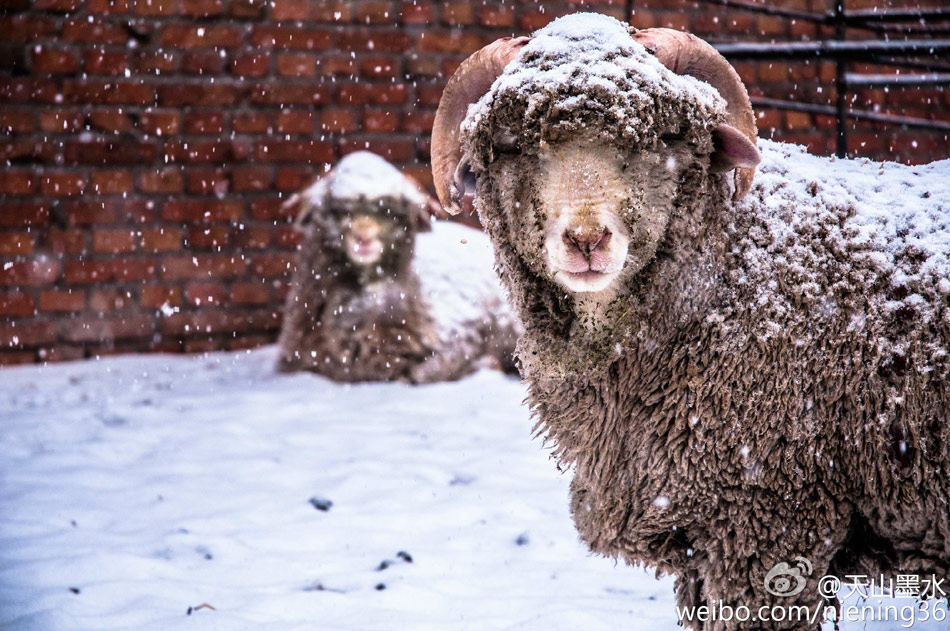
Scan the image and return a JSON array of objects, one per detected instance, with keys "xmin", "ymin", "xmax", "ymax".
[
  {"xmin": 309, "ymin": 497, "xmax": 333, "ymax": 511},
  {"xmin": 396, "ymin": 550, "xmax": 413, "ymax": 563},
  {"xmin": 515, "ymin": 532, "xmax": 530, "ymax": 546}
]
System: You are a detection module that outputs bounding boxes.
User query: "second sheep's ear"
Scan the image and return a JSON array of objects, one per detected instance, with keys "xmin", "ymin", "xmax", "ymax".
[{"xmin": 709, "ymin": 123, "xmax": 761, "ymax": 174}]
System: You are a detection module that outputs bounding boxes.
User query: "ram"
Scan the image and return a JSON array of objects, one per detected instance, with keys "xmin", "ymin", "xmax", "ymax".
[
  {"xmin": 278, "ymin": 151, "xmax": 519, "ymax": 384},
  {"xmin": 432, "ymin": 13, "xmax": 950, "ymax": 629}
]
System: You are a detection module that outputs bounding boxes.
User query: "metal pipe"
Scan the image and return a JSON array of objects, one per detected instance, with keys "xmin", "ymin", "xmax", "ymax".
[
  {"xmin": 750, "ymin": 96, "xmax": 950, "ymax": 131},
  {"xmin": 713, "ymin": 39, "xmax": 950, "ymax": 59}
]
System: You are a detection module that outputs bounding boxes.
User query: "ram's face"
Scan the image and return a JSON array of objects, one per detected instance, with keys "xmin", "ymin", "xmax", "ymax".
[
  {"xmin": 342, "ymin": 215, "xmax": 387, "ymax": 266},
  {"xmin": 531, "ymin": 138, "xmax": 682, "ymax": 300}
]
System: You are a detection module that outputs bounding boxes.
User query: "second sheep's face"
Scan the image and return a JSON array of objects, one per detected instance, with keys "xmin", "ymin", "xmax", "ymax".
[{"xmin": 305, "ymin": 197, "xmax": 421, "ymax": 285}]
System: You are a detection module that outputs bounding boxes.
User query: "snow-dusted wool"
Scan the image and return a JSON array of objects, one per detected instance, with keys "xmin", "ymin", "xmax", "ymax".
[
  {"xmin": 277, "ymin": 152, "xmax": 520, "ymax": 383},
  {"xmin": 462, "ymin": 13, "xmax": 950, "ymax": 630}
]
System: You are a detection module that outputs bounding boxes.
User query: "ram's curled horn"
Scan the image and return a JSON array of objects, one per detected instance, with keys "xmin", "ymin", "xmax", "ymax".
[
  {"xmin": 632, "ymin": 27, "xmax": 761, "ymax": 201},
  {"xmin": 431, "ymin": 37, "xmax": 530, "ymax": 215}
]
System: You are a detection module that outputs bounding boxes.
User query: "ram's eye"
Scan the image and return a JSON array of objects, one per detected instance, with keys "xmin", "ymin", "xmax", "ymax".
[{"xmin": 660, "ymin": 131, "xmax": 686, "ymax": 146}]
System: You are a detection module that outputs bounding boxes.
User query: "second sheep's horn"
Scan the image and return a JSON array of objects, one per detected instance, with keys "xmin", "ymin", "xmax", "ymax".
[
  {"xmin": 431, "ymin": 37, "xmax": 530, "ymax": 215},
  {"xmin": 631, "ymin": 27, "xmax": 761, "ymax": 201}
]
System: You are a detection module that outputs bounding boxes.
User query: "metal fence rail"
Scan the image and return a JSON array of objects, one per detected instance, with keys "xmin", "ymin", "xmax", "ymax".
[{"xmin": 696, "ymin": 0, "xmax": 950, "ymax": 157}]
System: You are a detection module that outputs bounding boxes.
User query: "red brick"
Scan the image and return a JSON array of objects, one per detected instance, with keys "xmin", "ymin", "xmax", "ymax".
[
  {"xmin": 181, "ymin": 0, "xmax": 223, "ymax": 17},
  {"xmin": 90, "ymin": 170, "xmax": 134, "ymax": 194},
  {"xmin": 93, "ymin": 228, "xmax": 138, "ymax": 253},
  {"xmin": 65, "ymin": 200, "xmax": 152, "ymax": 225},
  {"xmin": 249, "ymin": 82, "xmax": 332, "ymax": 105},
  {"xmin": 32, "ymin": 47, "xmax": 79, "ymax": 74},
  {"xmin": 141, "ymin": 285, "xmax": 181, "ymax": 309},
  {"xmin": 87, "ymin": 0, "xmax": 130, "ymax": 13},
  {"xmin": 360, "ymin": 56, "xmax": 398, "ymax": 79},
  {"xmin": 0, "ymin": 203, "xmax": 49, "ymax": 227},
  {"xmin": 160, "ymin": 255, "xmax": 246, "ymax": 280},
  {"xmin": 64, "ymin": 141, "xmax": 157, "ymax": 165},
  {"xmin": 61, "ymin": 80, "xmax": 155, "ymax": 105},
  {"xmin": 356, "ymin": 1, "xmax": 393, "ymax": 24},
  {"xmin": 400, "ymin": 1, "xmax": 431, "ymax": 25},
  {"xmin": 35, "ymin": 0, "xmax": 81, "ymax": 11},
  {"xmin": 186, "ymin": 169, "xmax": 229, "ymax": 195},
  {"xmin": 402, "ymin": 110, "xmax": 435, "ymax": 134},
  {"xmin": 234, "ymin": 225, "xmax": 273, "ymax": 248},
  {"xmin": 88, "ymin": 109, "xmax": 133, "ymax": 133},
  {"xmin": 336, "ymin": 83, "xmax": 408, "ymax": 105},
  {"xmin": 0, "ymin": 171, "xmax": 35, "ymax": 195},
  {"xmin": 786, "ymin": 111, "xmax": 813, "ymax": 130},
  {"xmin": 139, "ymin": 168, "xmax": 182, "ymax": 193},
  {"xmin": 0, "ymin": 78, "xmax": 60, "ymax": 104},
  {"xmin": 186, "ymin": 281, "xmax": 228, "ymax": 306},
  {"xmin": 40, "ymin": 173, "xmax": 85, "ymax": 197},
  {"xmin": 231, "ymin": 167, "xmax": 272, "ymax": 192},
  {"xmin": 0, "ymin": 110, "xmax": 34, "ymax": 134},
  {"xmin": 183, "ymin": 111, "xmax": 225, "ymax": 134},
  {"xmin": 0, "ymin": 232, "xmax": 34, "ymax": 255},
  {"xmin": 40, "ymin": 109, "xmax": 82, "ymax": 133},
  {"xmin": 161, "ymin": 199, "xmax": 244, "ymax": 222},
  {"xmin": 60, "ymin": 315, "xmax": 154, "ymax": 343},
  {"xmin": 133, "ymin": 0, "xmax": 175, "ymax": 15},
  {"xmin": 312, "ymin": 0, "xmax": 351, "ymax": 22},
  {"xmin": 162, "ymin": 140, "xmax": 249, "ymax": 164},
  {"xmin": 338, "ymin": 138, "xmax": 414, "ymax": 162},
  {"xmin": 135, "ymin": 51, "xmax": 177, "ymax": 73},
  {"xmin": 275, "ymin": 225, "xmax": 302, "ymax": 248},
  {"xmin": 0, "ymin": 260, "xmax": 61, "ymax": 286},
  {"xmin": 0, "ymin": 16, "xmax": 58, "ymax": 43},
  {"xmin": 39, "ymin": 290, "xmax": 86, "ymax": 312},
  {"xmin": 231, "ymin": 53, "xmax": 270, "ymax": 77},
  {"xmin": 139, "ymin": 111, "xmax": 181, "ymax": 136},
  {"xmin": 363, "ymin": 109, "xmax": 398, "ymax": 133},
  {"xmin": 320, "ymin": 108, "xmax": 358, "ymax": 133},
  {"xmin": 271, "ymin": 0, "xmax": 310, "ymax": 21},
  {"xmin": 416, "ymin": 30, "xmax": 482, "ymax": 54},
  {"xmin": 182, "ymin": 51, "xmax": 226, "ymax": 75},
  {"xmin": 249, "ymin": 198, "xmax": 292, "ymax": 221},
  {"xmin": 62, "ymin": 18, "xmax": 129, "ymax": 45},
  {"xmin": 89, "ymin": 288, "xmax": 133, "ymax": 312},
  {"xmin": 160, "ymin": 25, "xmax": 243, "ymax": 48},
  {"xmin": 0, "ymin": 292, "xmax": 35, "ymax": 317},
  {"xmin": 0, "ymin": 140, "xmax": 57, "ymax": 165},
  {"xmin": 141, "ymin": 227, "xmax": 182, "ymax": 252},
  {"xmin": 275, "ymin": 110, "xmax": 313, "ymax": 134},
  {"xmin": 276, "ymin": 53, "xmax": 317, "ymax": 77},
  {"xmin": 479, "ymin": 5, "xmax": 513, "ymax": 27},
  {"xmin": 442, "ymin": 3, "xmax": 473, "ymax": 26},
  {"xmin": 230, "ymin": 0, "xmax": 264, "ymax": 19},
  {"xmin": 317, "ymin": 56, "xmax": 356, "ymax": 76},
  {"xmin": 255, "ymin": 140, "xmax": 334, "ymax": 163},
  {"xmin": 158, "ymin": 83, "xmax": 242, "ymax": 106},
  {"xmin": 337, "ymin": 27, "xmax": 411, "ymax": 52},
  {"xmin": 84, "ymin": 49, "xmax": 129, "ymax": 75},
  {"xmin": 187, "ymin": 225, "xmax": 229, "ymax": 250},
  {"xmin": 250, "ymin": 253, "xmax": 294, "ymax": 278},
  {"xmin": 0, "ymin": 322, "xmax": 57, "ymax": 347},
  {"xmin": 231, "ymin": 282, "xmax": 269, "ymax": 305},
  {"xmin": 45, "ymin": 229, "xmax": 87, "ymax": 255},
  {"xmin": 250, "ymin": 26, "xmax": 331, "ymax": 50},
  {"xmin": 233, "ymin": 111, "xmax": 270, "ymax": 133},
  {"xmin": 274, "ymin": 167, "xmax": 311, "ymax": 191}
]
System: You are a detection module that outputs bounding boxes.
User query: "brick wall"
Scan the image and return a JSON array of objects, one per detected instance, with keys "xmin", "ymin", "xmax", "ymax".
[{"xmin": 1, "ymin": 0, "xmax": 948, "ymax": 365}]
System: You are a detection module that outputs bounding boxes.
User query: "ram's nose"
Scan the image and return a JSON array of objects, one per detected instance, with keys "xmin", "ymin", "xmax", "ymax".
[{"xmin": 563, "ymin": 227, "xmax": 611, "ymax": 260}]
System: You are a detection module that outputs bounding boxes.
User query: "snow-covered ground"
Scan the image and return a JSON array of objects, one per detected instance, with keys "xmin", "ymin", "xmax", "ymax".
[{"xmin": 0, "ymin": 349, "xmax": 945, "ymax": 630}]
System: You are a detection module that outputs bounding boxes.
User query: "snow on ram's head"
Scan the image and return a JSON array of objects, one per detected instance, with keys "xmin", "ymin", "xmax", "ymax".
[
  {"xmin": 303, "ymin": 151, "xmax": 429, "ymax": 207},
  {"xmin": 462, "ymin": 12, "xmax": 726, "ymax": 161}
]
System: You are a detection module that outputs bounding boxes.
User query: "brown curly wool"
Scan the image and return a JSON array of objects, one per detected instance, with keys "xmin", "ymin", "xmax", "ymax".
[{"xmin": 462, "ymin": 13, "xmax": 950, "ymax": 630}]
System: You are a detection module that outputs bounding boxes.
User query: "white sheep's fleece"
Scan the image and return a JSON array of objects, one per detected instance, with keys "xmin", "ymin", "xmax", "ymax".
[
  {"xmin": 463, "ymin": 12, "xmax": 724, "ymax": 141},
  {"xmin": 742, "ymin": 139, "xmax": 950, "ymax": 337},
  {"xmin": 415, "ymin": 220, "xmax": 517, "ymax": 346},
  {"xmin": 303, "ymin": 150, "xmax": 430, "ymax": 206}
]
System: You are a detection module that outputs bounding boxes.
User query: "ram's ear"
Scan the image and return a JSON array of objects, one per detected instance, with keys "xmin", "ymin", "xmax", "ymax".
[{"xmin": 710, "ymin": 123, "xmax": 760, "ymax": 174}]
